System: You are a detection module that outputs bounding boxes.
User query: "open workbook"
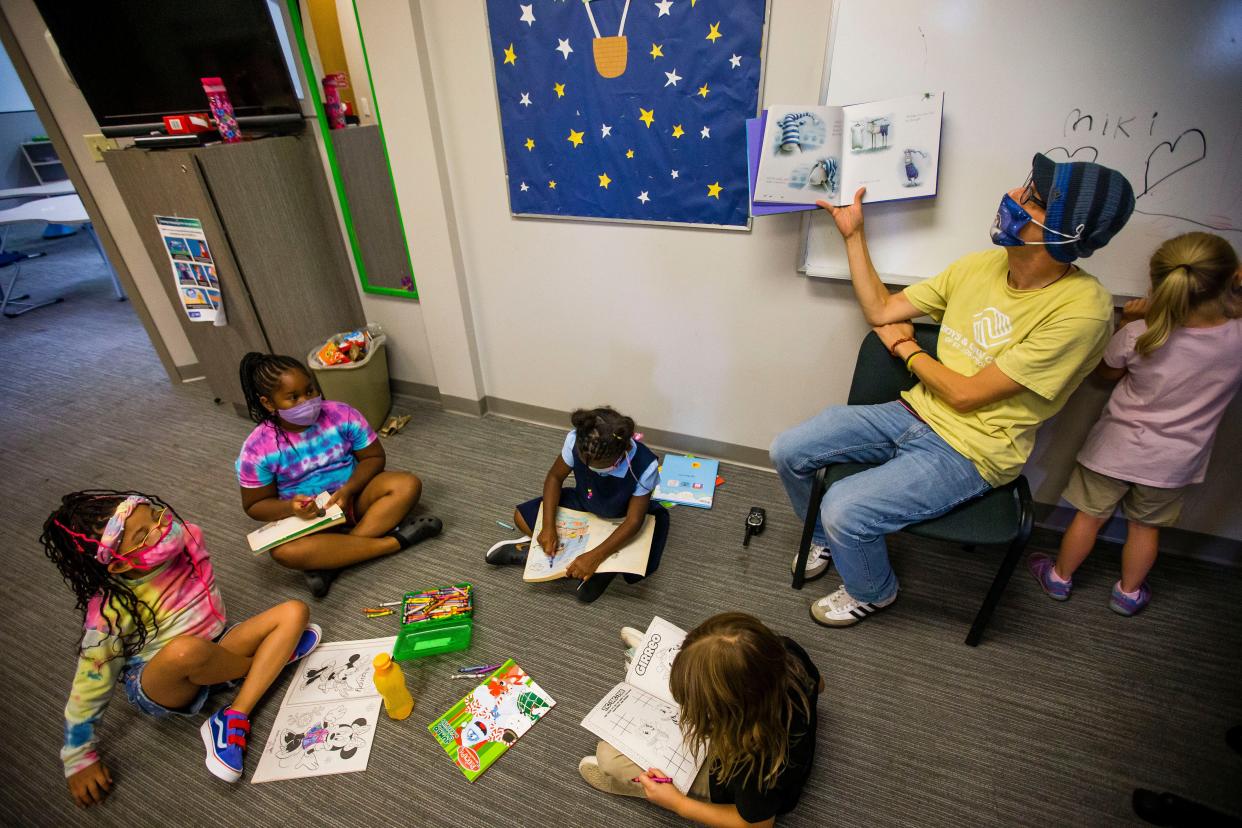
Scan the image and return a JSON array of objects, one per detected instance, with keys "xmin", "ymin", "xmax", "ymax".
[
  {"xmin": 580, "ymin": 616, "xmax": 708, "ymax": 793},
  {"xmin": 246, "ymin": 492, "xmax": 345, "ymax": 555},
  {"xmin": 522, "ymin": 506, "xmax": 654, "ymax": 582},
  {"xmin": 753, "ymin": 92, "xmax": 944, "ymax": 207}
]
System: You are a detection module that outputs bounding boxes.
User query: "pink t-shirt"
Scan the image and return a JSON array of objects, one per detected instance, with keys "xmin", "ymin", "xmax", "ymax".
[{"xmin": 1077, "ymin": 318, "xmax": 1242, "ymax": 487}]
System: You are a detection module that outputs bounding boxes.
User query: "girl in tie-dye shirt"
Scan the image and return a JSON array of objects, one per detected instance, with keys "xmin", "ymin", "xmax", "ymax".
[
  {"xmin": 235, "ymin": 353, "xmax": 442, "ymax": 598},
  {"xmin": 43, "ymin": 490, "xmax": 320, "ymax": 805}
]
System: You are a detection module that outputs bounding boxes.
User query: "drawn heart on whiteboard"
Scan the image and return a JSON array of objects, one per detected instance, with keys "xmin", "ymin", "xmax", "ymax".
[
  {"xmin": 1142, "ymin": 128, "xmax": 1206, "ymax": 196},
  {"xmin": 1042, "ymin": 145, "xmax": 1099, "ymax": 163}
]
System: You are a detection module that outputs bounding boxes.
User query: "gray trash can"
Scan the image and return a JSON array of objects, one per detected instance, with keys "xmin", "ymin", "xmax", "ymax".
[{"xmin": 308, "ymin": 332, "xmax": 391, "ymax": 432}]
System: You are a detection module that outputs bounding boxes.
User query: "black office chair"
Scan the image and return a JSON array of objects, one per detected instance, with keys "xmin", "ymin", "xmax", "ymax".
[{"xmin": 791, "ymin": 324, "xmax": 1034, "ymax": 646}]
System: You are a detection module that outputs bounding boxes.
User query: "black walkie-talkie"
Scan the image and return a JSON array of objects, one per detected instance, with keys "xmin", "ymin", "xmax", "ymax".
[{"xmin": 743, "ymin": 506, "xmax": 766, "ymax": 547}]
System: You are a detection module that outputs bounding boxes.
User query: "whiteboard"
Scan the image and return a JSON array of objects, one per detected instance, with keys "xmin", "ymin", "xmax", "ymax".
[{"xmin": 800, "ymin": 0, "xmax": 1242, "ymax": 298}]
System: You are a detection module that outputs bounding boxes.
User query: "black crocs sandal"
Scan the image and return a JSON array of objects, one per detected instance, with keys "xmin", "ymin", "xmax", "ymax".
[
  {"xmin": 388, "ymin": 515, "xmax": 443, "ymax": 549},
  {"xmin": 303, "ymin": 569, "xmax": 339, "ymax": 598}
]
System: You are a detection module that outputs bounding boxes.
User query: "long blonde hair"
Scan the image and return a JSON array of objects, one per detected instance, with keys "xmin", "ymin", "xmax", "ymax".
[
  {"xmin": 669, "ymin": 613, "xmax": 813, "ymax": 793},
  {"xmin": 1136, "ymin": 232, "xmax": 1239, "ymax": 356}
]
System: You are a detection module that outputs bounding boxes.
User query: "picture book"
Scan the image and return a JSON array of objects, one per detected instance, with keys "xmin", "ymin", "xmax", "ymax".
[
  {"xmin": 251, "ymin": 636, "xmax": 395, "ymax": 784},
  {"xmin": 428, "ymin": 660, "xmax": 555, "ymax": 782},
  {"xmin": 246, "ymin": 492, "xmax": 345, "ymax": 555},
  {"xmin": 522, "ymin": 506, "xmax": 655, "ymax": 583},
  {"xmin": 653, "ymin": 455, "xmax": 720, "ymax": 509},
  {"xmin": 753, "ymin": 92, "xmax": 944, "ymax": 207},
  {"xmin": 580, "ymin": 616, "xmax": 707, "ymax": 793}
]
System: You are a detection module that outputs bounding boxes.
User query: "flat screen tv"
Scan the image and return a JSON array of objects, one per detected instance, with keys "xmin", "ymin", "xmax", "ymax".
[{"xmin": 35, "ymin": 0, "xmax": 304, "ymax": 137}]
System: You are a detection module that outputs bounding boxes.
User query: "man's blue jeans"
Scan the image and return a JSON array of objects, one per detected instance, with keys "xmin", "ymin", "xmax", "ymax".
[{"xmin": 770, "ymin": 401, "xmax": 991, "ymax": 603}]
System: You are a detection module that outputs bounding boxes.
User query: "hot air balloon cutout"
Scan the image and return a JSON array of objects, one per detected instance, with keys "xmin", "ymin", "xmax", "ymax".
[{"xmin": 582, "ymin": 0, "xmax": 631, "ymax": 78}]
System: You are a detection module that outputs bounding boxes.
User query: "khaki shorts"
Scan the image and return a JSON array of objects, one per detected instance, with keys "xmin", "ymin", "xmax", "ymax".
[{"xmin": 1062, "ymin": 463, "xmax": 1185, "ymax": 527}]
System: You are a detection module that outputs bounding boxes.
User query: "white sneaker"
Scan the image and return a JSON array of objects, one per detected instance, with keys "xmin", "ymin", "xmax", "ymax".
[
  {"xmin": 578, "ymin": 756, "xmax": 645, "ymax": 798},
  {"xmin": 620, "ymin": 626, "xmax": 644, "ymax": 649},
  {"xmin": 810, "ymin": 585, "xmax": 897, "ymax": 627},
  {"xmin": 791, "ymin": 544, "xmax": 832, "ymax": 580}
]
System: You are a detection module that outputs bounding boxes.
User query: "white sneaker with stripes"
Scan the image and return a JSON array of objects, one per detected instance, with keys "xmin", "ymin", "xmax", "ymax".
[
  {"xmin": 790, "ymin": 544, "xmax": 832, "ymax": 580},
  {"xmin": 810, "ymin": 585, "xmax": 897, "ymax": 627}
]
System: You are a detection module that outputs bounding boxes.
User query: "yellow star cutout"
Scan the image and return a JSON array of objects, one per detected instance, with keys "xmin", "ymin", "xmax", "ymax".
[
  {"xmin": 548, "ymin": 180, "xmax": 557, "ymax": 189},
  {"xmin": 553, "ymin": 82, "xmax": 566, "ymax": 98},
  {"xmin": 567, "ymin": 129, "xmax": 585, "ymax": 147},
  {"xmin": 672, "ymin": 124, "xmax": 685, "ymax": 139},
  {"xmin": 707, "ymin": 181, "xmax": 723, "ymax": 199},
  {"xmin": 639, "ymin": 108, "xmax": 655, "ymax": 128},
  {"xmin": 598, "ymin": 172, "xmax": 612, "ymax": 189},
  {"xmin": 626, "ymin": 149, "xmax": 635, "ymax": 159},
  {"xmin": 524, "ymin": 137, "xmax": 535, "ymax": 151},
  {"xmin": 698, "ymin": 84, "xmax": 710, "ymax": 98},
  {"xmin": 650, "ymin": 43, "xmax": 663, "ymax": 59},
  {"xmin": 503, "ymin": 43, "xmax": 517, "ymax": 65},
  {"xmin": 706, "ymin": 22, "xmax": 722, "ymax": 43}
]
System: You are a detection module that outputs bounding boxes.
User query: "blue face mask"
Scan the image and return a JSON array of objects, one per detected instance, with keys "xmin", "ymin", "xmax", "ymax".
[{"xmin": 990, "ymin": 194, "xmax": 1083, "ymax": 248}]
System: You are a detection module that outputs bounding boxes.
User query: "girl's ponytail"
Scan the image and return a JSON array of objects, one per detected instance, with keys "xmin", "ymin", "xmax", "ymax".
[{"xmin": 1136, "ymin": 232, "xmax": 1240, "ymax": 357}]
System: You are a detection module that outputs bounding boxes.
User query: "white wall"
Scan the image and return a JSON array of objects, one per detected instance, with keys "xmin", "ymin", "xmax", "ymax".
[{"xmin": 1, "ymin": 0, "xmax": 198, "ymax": 369}]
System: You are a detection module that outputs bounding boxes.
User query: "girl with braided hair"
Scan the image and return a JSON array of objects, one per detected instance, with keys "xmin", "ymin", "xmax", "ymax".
[
  {"xmin": 236, "ymin": 353, "xmax": 441, "ymax": 597},
  {"xmin": 44, "ymin": 490, "xmax": 322, "ymax": 802},
  {"xmin": 485, "ymin": 406, "xmax": 669, "ymax": 603}
]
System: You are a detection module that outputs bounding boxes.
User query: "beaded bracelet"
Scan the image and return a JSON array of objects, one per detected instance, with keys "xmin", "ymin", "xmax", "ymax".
[{"xmin": 888, "ymin": 336, "xmax": 916, "ymax": 357}]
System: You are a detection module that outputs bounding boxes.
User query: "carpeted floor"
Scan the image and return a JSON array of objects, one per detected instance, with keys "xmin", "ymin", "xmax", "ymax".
[{"xmin": 1, "ymin": 229, "xmax": 1240, "ymax": 827}]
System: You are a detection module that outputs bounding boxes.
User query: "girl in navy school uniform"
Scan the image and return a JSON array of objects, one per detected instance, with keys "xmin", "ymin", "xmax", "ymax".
[{"xmin": 485, "ymin": 406, "xmax": 669, "ymax": 603}]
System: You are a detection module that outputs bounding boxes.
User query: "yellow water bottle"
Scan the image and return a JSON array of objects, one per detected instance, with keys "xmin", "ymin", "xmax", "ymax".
[{"xmin": 372, "ymin": 653, "xmax": 413, "ymax": 720}]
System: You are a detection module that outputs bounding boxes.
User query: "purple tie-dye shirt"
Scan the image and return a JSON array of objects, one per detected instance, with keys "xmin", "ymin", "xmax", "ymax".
[{"xmin": 235, "ymin": 401, "xmax": 377, "ymax": 498}]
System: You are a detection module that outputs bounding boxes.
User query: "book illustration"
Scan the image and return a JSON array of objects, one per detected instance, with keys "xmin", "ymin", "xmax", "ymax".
[
  {"xmin": 901, "ymin": 148, "xmax": 929, "ymax": 187},
  {"xmin": 850, "ymin": 115, "xmax": 893, "ymax": 153},
  {"xmin": 753, "ymin": 93, "xmax": 943, "ymax": 207},
  {"xmin": 428, "ymin": 660, "xmax": 555, "ymax": 782},
  {"xmin": 523, "ymin": 506, "xmax": 654, "ymax": 581},
  {"xmin": 654, "ymin": 455, "xmax": 719, "ymax": 509},
  {"xmin": 580, "ymin": 616, "xmax": 706, "ymax": 793},
  {"xmin": 251, "ymin": 636, "xmax": 394, "ymax": 784},
  {"xmin": 255, "ymin": 701, "xmax": 376, "ymax": 781},
  {"xmin": 746, "ymin": 116, "xmax": 814, "ymax": 217}
]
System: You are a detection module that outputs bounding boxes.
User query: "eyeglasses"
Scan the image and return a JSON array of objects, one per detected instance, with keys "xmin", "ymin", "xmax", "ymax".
[
  {"xmin": 1020, "ymin": 174, "xmax": 1047, "ymax": 211},
  {"xmin": 122, "ymin": 505, "xmax": 168, "ymax": 554}
]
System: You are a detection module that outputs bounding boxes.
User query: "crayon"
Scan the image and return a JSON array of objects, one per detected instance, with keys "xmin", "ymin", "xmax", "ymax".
[
  {"xmin": 457, "ymin": 663, "xmax": 501, "ymax": 674},
  {"xmin": 631, "ymin": 775, "xmax": 674, "ymax": 784}
]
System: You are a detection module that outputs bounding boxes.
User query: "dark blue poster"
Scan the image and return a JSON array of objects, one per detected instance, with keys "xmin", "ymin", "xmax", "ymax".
[{"xmin": 486, "ymin": 0, "xmax": 769, "ymax": 229}]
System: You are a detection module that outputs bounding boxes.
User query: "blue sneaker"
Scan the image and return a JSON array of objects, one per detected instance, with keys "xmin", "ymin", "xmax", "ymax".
[
  {"xmin": 1110, "ymin": 581, "xmax": 1151, "ymax": 616},
  {"xmin": 1028, "ymin": 553, "xmax": 1072, "ymax": 601},
  {"xmin": 287, "ymin": 623, "xmax": 323, "ymax": 665},
  {"xmin": 200, "ymin": 707, "xmax": 250, "ymax": 782}
]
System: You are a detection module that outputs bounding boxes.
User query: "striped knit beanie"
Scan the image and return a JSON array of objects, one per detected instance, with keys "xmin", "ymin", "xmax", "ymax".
[{"xmin": 1031, "ymin": 152, "xmax": 1135, "ymax": 263}]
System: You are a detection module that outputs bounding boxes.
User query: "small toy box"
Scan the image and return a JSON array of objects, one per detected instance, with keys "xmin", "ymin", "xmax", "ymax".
[{"xmin": 392, "ymin": 583, "xmax": 473, "ymax": 661}]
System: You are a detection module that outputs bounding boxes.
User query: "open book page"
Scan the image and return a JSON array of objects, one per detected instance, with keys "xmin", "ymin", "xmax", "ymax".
[
  {"xmin": 523, "ymin": 506, "xmax": 654, "ymax": 582},
  {"xmin": 752, "ymin": 104, "xmax": 843, "ymax": 205},
  {"xmin": 580, "ymin": 617, "xmax": 707, "ymax": 793},
  {"xmin": 837, "ymin": 91, "xmax": 944, "ymax": 204},
  {"xmin": 246, "ymin": 491, "xmax": 345, "ymax": 555}
]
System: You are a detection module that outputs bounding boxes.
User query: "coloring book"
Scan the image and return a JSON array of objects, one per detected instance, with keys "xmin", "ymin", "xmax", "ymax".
[
  {"xmin": 522, "ymin": 506, "xmax": 655, "ymax": 582},
  {"xmin": 251, "ymin": 636, "xmax": 395, "ymax": 784},
  {"xmin": 753, "ymin": 92, "xmax": 944, "ymax": 207},
  {"xmin": 246, "ymin": 492, "xmax": 345, "ymax": 555},
  {"xmin": 653, "ymin": 455, "xmax": 720, "ymax": 509},
  {"xmin": 428, "ymin": 660, "xmax": 555, "ymax": 782},
  {"xmin": 580, "ymin": 617, "xmax": 707, "ymax": 793}
]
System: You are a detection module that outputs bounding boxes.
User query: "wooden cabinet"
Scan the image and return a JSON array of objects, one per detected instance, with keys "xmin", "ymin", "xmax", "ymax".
[{"xmin": 105, "ymin": 135, "xmax": 365, "ymax": 414}]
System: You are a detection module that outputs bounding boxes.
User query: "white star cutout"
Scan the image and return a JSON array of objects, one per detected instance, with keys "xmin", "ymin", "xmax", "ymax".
[
  {"xmin": 654, "ymin": 0, "xmax": 673, "ymax": 16},
  {"xmin": 700, "ymin": 126, "xmax": 711, "ymax": 138},
  {"xmin": 519, "ymin": 4, "xmax": 536, "ymax": 25},
  {"xmin": 638, "ymin": 191, "xmax": 650, "ymax": 203},
  {"xmin": 519, "ymin": 92, "xmax": 531, "ymax": 107},
  {"xmin": 556, "ymin": 38, "xmax": 573, "ymax": 59},
  {"xmin": 601, "ymin": 123, "xmax": 612, "ymax": 138},
  {"xmin": 729, "ymin": 53, "xmax": 742, "ymax": 68},
  {"xmin": 520, "ymin": 181, "xmax": 529, "ymax": 191},
  {"xmin": 670, "ymin": 169, "xmax": 679, "ymax": 178},
  {"xmin": 664, "ymin": 68, "xmax": 682, "ymax": 87}
]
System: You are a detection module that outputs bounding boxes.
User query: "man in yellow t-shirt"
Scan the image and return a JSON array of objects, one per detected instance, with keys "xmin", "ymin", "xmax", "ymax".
[{"xmin": 770, "ymin": 152, "xmax": 1134, "ymax": 629}]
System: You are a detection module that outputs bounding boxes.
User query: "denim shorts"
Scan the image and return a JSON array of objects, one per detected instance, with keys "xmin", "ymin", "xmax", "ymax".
[{"xmin": 122, "ymin": 623, "xmax": 237, "ymax": 718}]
